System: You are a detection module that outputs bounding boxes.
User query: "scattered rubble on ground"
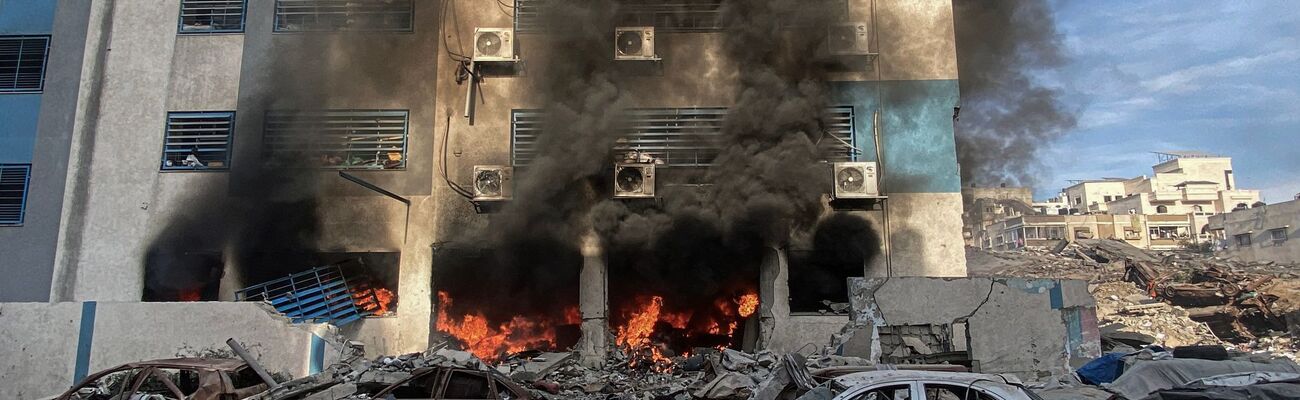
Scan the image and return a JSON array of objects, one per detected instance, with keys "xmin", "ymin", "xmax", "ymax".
[{"xmin": 968, "ymin": 239, "xmax": 1300, "ymax": 360}]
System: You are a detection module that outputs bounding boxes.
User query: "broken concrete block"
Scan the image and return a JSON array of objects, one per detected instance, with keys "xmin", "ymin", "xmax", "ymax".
[{"xmin": 901, "ymin": 336, "xmax": 934, "ymax": 355}]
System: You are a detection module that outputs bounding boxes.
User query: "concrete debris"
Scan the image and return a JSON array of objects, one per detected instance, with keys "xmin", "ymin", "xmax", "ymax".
[{"xmin": 969, "ymin": 240, "xmax": 1300, "ymax": 361}]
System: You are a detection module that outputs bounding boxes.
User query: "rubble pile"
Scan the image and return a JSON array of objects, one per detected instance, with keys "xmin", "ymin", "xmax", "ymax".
[{"xmin": 969, "ymin": 239, "xmax": 1300, "ymax": 359}]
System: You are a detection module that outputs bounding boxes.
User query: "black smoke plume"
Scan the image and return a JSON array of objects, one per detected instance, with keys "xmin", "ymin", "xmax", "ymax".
[{"xmin": 953, "ymin": 0, "xmax": 1077, "ymax": 188}]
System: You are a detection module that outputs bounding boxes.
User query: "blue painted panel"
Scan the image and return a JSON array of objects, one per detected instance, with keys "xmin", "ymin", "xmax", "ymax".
[
  {"xmin": 0, "ymin": 95, "xmax": 41, "ymax": 163},
  {"xmin": 309, "ymin": 334, "xmax": 325, "ymax": 374},
  {"xmin": 73, "ymin": 301, "xmax": 98, "ymax": 385},
  {"xmin": 830, "ymin": 80, "xmax": 962, "ymax": 194},
  {"xmin": 0, "ymin": 0, "xmax": 58, "ymax": 34}
]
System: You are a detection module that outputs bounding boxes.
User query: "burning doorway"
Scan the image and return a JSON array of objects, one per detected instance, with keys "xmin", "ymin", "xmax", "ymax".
[
  {"xmin": 432, "ymin": 241, "xmax": 583, "ymax": 361},
  {"xmin": 143, "ymin": 251, "xmax": 223, "ymax": 302},
  {"xmin": 605, "ymin": 215, "xmax": 763, "ymax": 364}
]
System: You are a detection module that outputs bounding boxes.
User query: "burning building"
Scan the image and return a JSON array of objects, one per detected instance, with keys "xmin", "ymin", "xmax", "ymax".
[{"xmin": 0, "ymin": 0, "xmax": 967, "ymax": 362}]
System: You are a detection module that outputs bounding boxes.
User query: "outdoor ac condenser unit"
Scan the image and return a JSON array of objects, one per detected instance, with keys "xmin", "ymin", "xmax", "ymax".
[
  {"xmin": 832, "ymin": 161, "xmax": 879, "ymax": 199},
  {"xmin": 473, "ymin": 28, "xmax": 516, "ymax": 62},
  {"xmin": 614, "ymin": 163, "xmax": 656, "ymax": 198},
  {"xmin": 827, "ymin": 22, "xmax": 872, "ymax": 56},
  {"xmin": 473, "ymin": 165, "xmax": 513, "ymax": 200},
  {"xmin": 614, "ymin": 26, "xmax": 658, "ymax": 60}
]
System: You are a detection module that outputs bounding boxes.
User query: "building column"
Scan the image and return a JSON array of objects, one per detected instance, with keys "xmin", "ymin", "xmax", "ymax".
[
  {"xmin": 756, "ymin": 246, "xmax": 789, "ymax": 350},
  {"xmin": 577, "ymin": 231, "xmax": 608, "ymax": 367}
]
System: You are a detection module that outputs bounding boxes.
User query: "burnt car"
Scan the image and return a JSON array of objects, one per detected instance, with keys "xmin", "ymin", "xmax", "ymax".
[
  {"xmin": 55, "ymin": 358, "xmax": 269, "ymax": 400},
  {"xmin": 365, "ymin": 366, "xmax": 532, "ymax": 400}
]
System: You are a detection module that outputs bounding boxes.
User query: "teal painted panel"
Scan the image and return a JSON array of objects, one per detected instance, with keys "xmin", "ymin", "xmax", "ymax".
[
  {"xmin": 0, "ymin": 95, "xmax": 41, "ymax": 163},
  {"xmin": 830, "ymin": 80, "xmax": 962, "ymax": 194},
  {"xmin": 0, "ymin": 0, "xmax": 58, "ymax": 34}
]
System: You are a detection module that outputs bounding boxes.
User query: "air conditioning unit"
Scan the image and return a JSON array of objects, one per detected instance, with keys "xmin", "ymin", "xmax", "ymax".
[
  {"xmin": 614, "ymin": 163, "xmax": 656, "ymax": 198},
  {"xmin": 614, "ymin": 26, "xmax": 657, "ymax": 60},
  {"xmin": 827, "ymin": 22, "xmax": 872, "ymax": 56},
  {"xmin": 832, "ymin": 162, "xmax": 879, "ymax": 199},
  {"xmin": 472, "ymin": 165, "xmax": 513, "ymax": 200},
  {"xmin": 473, "ymin": 28, "xmax": 515, "ymax": 62}
]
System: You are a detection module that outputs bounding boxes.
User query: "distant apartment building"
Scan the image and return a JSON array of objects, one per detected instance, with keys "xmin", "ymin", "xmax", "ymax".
[
  {"xmin": 960, "ymin": 184, "xmax": 1033, "ymax": 245},
  {"xmin": 974, "ymin": 152, "xmax": 1263, "ymax": 251},
  {"xmin": 1207, "ymin": 198, "xmax": 1300, "ymax": 264}
]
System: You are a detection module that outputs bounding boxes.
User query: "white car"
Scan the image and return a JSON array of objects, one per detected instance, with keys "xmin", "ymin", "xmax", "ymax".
[{"xmin": 829, "ymin": 370, "xmax": 1045, "ymax": 400}]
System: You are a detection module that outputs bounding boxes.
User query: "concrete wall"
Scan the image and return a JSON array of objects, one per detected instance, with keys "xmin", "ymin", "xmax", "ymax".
[
  {"xmin": 0, "ymin": 301, "xmax": 340, "ymax": 400},
  {"xmin": 1210, "ymin": 199, "xmax": 1300, "ymax": 264},
  {"xmin": 0, "ymin": 0, "xmax": 84, "ymax": 302},
  {"xmin": 850, "ymin": 277, "xmax": 1100, "ymax": 379}
]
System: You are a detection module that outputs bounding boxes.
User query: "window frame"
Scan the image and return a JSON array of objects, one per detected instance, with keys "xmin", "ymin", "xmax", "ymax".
[
  {"xmin": 0, "ymin": 35, "xmax": 52, "ymax": 94},
  {"xmin": 0, "ymin": 164, "xmax": 32, "ymax": 226},
  {"xmin": 161, "ymin": 111, "xmax": 236, "ymax": 172},
  {"xmin": 262, "ymin": 109, "xmax": 409, "ymax": 171},
  {"xmin": 177, "ymin": 0, "xmax": 249, "ymax": 34},
  {"xmin": 1235, "ymin": 233, "xmax": 1252, "ymax": 247},
  {"xmin": 273, "ymin": 0, "xmax": 415, "ymax": 33},
  {"xmin": 1269, "ymin": 228, "xmax": 1288, "ymax": 245}
]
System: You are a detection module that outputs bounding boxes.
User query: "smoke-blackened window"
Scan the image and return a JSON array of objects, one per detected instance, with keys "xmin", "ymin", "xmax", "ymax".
[
  {"xmin": 274, "ymin": 0, "xmax": 413, "ymax": 33},
  {"xmin": 263, "ymin": 109, "xmax": 409, "ymax": 170},
  {"xmin": 178, "ymin": 0, "xmax": 247, "ymax": 34},
  {"xmin": 788, "ymin": 213, "xmax": 881, "ymax": 314}
]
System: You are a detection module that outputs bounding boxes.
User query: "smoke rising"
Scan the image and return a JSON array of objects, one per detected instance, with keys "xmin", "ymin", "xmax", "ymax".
[
  {"xmin": 953, "ymin": 0, "xmax": 1077, "ymax": 188},
  {"xmin": 437, "ymin": 0, "xmax": 884, "ymax": 346}
]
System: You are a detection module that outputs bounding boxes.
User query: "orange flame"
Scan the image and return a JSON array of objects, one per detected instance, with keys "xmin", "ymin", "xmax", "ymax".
[
  {"xmin": 738, "ymin": 293, "xmax": 759, "ymax": 318},
  {"xmin": 436, "ymin": 291, "xmax": 563, "ymax": 361},
  {"xmin": 177, "ymin": 289, "xmax": 202, "ymax": 302},
  {"xmin": 354, "ymin": 287, "xmax": 396, "ymax": 315}
]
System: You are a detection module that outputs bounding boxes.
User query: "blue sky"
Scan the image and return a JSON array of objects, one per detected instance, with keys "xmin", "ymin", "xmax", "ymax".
[{"xmin": 1033, "ymin": 1, "xmax": 1299, "ymax": 201}]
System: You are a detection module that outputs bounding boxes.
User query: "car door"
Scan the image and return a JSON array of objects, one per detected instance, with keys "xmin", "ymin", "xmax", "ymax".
[
  {"xmin": 920, "ymin": 382, "xmax": 1005, "ymax": 400},
  {"xmin": 60, "ymin": 366, "xmax": 144, "ymax": 400}
]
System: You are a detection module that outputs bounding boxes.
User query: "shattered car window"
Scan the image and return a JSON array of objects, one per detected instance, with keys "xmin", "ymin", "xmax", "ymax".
[
  {"xmin": 923, "ymin": 384, "xmax": 997, "ymax": 400},
  {"xmin": 854, "ymin": 384, "xmax": 912, "ymax": 400},
  {"xmin": 69, "ymin": 368, "xmax": 139, "ymax": 400},
  {"xmin": 131, "ymin": 369, "xmax": 186, "ymax": 399},
  {"xmin": 441, "ymin": 371, "xmax": 493, "ymax": 399}
]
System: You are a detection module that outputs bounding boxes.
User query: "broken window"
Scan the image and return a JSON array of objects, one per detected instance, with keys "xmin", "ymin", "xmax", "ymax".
[
  {"xmin": 1270, "ymin": 228, "xmax": 1287, "ymax": 245},
  {"xmin": 263, "ymin": 109, "xmax": 408, "ymax": 170},
  {"xmin": 178, "ymin": 0, "xmax": 246, "ymax": 33},
  {"xmin": 0, "ymin": 35, "xmax": 50, "ymax": 93},
  {"xmin": 789, "ymin": 214, "xmax": 881, "ymax": 314},
  {"xmin": 273, "ymin": 0, "xmax": 413, "ymax": 32},
  {"xmin": 72, "ymin": 369, "xmax": 135, "ymax": 399},
  {"xmin": 0, "ymin": 164, "xmax": 31, "ymax": 226},
  {"xmin": 851, "ymin": 384, "xmax": 912, "ymax": 400},
  {"xmin": 162, "ymin": 112, "xmax": 235, "ymax": 170},
  {"xmin": 1235, "ymin": 233, "xmax": 1252, "ymax": 247},
  {"xmin": 234, "ymin": 253, "xmax": 401, "ymax": 319},
  {"xmin": 923, "ymin": 384, "xmax": 997, "ymax": 400},
  {"xmin": 1148, "ymin": 226, "xmax": 1188, "ymax": 240},
  {"xmin": 441, "ymin": 371, "xmax": 494, "ymax": 399},
  {"xmin": 1073, "ymin": 227, "xmax": 1093, "ymax": 239}
]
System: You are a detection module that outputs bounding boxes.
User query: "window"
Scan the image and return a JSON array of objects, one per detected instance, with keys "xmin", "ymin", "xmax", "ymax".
[
  {"xmin": 0, "ymin": 35, "xmax": 51, "ymax": 93},
  {"xmin": 923, "ymin": 384, "xmax": 997, "ymax": 400},
  {"xmin": 263, "ymin": 109, "xmax": 408, "ymax": 170},
  {"xmin": 1235, "ymin": 233, "xmax": 1251, "ymax": 247},
  {"xmin": 1193, "ymin": 205, "xmax": 1204, "ymax": 212},
  {"xmin": 1149, "ymin": 226, "xmax": 1189, "ymax": 240},
  {"xmin": 512, "ymin": 107, "xmax": 854, "ymax": 167},
  {"xmin": 0, "ymin": 164, "xmax": 31, "ymax": 226},
  {"xmin": 68, "ymin": 367, "xmax": 141, "ymax": 400},
  {"xmin": 274, "ymin": 0, "xmax": 413, "ymax": 32},
  {"xmin": 1156, "ymin": 205, "xmax": 1168, "ymax": 214},
  {"xmin": 1074, "ymin": 197, "xmax": 1081, "ymax": 205},
  {"xmin": 178, "ymin": 0, "xmax": 247, "ymax": 33},
  {"xmin": 441, "ymin": 371, "xmax": 494, "ymax": 399},
  {"xmin": 162, "ymin": 112, "xmax": 235, "ymax": 171},
  {"xmin": 1270, "ymin": 228, "xmax": 1288, "ymax": 245},
  {"xmin": 850, "ymin": 384, "xmax": 912, "ymax": 400},
  {"xmin": 1074, "ymin": 227, "xmax": 1093, "ymax": 239},
  {"xmin": 133, "ymin": 368, "xmax": 199, "ymax": 399},
  {"xmin": 516, "ymin": 0, "xmax": 850, "ymax": 33},
  {"xmin": 1103, "ymin": 195, "xmax": 1113, "ymax": 202}
]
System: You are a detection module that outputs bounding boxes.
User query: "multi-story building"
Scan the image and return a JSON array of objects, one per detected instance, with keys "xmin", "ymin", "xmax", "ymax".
[
  {"xmin": 1207, "ymin": 198, "xmax": 1300, "ymax": 264},
  {"xmin": 961, "ymin": 184, "xmax": 1033, "ymax": 245},
  {"xmin": 976, "ymin": 152, "xmax": 1262, "ymax": 251},
  {"xmin": 0, "ymin": 0, "xmax": 966, "ymax": 360}
]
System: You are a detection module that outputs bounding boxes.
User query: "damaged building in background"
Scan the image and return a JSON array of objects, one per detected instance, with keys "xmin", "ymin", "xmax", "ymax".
[{"xmin": 0, "ymin": 0, "xmax": 1003, "ymax": 395}]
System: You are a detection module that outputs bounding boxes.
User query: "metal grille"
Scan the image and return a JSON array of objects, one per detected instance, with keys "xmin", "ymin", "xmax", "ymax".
[
  {"xmin": 511, "ymin": 106, "xmax": 855, "ymax": 167},
  {"xmin": 264, "ymin": 109, "xmax": 408, "ymax": 170},
  {"xmin": 178, "ymin": 0, "xmax": 247, "ymax": 33},
  {"xmin": 234, "ymin": 264, "xmax": 370, "ymax": 326},
  {"xmin": 162, "ymin": 112, "xmax": 235, "ymax": 171},
  {"xmin": 0, "ymin": 164, "xmax": 31, "ymax": 226},
  {"xmin": 274, "ymin": 0, "xmax": 413, "ymax": 32},
  {"xmin": 0, "ymin": 36, "xmax": 51, "ymax": 93},
  {"xmin": 515, "ymin": 0, "xmax": 848, "ymax": 33}
]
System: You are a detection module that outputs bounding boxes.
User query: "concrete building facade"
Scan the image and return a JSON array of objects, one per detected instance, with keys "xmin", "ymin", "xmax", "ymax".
[
  {"xmin": 1208, "ymin": 198, "xmax": 1300, "ymax": 264},
  {"xmin": 1, "ymin": 0, "xmax": 966, "ymax": 360}
]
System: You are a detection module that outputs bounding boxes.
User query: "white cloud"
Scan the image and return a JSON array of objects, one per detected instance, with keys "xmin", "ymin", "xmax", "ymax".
[{"xmin": 1140, "ymin": 49, "xmax": 1300, "ymax": 93}]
